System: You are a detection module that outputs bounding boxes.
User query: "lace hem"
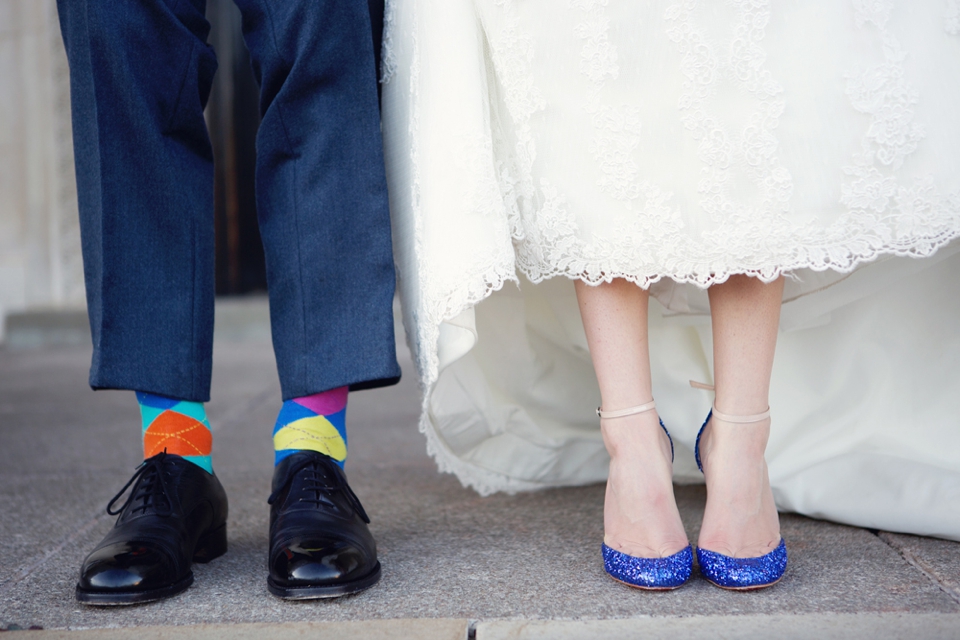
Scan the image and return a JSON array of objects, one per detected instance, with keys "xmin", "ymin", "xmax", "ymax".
[
  {"xmin": 519, "ymin": 225, "xmax": 960, "ymax": 289},
  {"xmin": 411, "ymin": 265, "xmax": 531, "ymax": 497}
]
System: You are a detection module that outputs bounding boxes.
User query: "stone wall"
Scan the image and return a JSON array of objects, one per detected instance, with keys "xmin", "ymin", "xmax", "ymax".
[{"xmin": 0, "ymin": 0, "xmax": 84, "ymax": 341}]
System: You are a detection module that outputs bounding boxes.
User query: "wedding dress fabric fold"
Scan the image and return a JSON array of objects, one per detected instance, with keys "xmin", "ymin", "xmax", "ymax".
[{"xmin": 381, "ymin": 0, "xmax": 960, "ymax": 540}]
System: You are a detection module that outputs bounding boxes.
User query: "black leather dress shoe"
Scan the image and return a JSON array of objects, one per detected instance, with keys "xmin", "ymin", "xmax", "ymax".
[
  {"xmin": 76, "ymin": 452, "xmax": 228, "ymax": 605},
  {"xmin": 267, "ymin": 451, "xmax": 381, "ymax": 599}
]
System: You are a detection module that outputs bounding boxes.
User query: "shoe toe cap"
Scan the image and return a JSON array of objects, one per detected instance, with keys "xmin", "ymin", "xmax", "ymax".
[
  {"xmin": 78, "ymin": 541, "xmax": 180, "ymax": 591},
  {"xmin": 696, "ymin": 540, "xmax": 788, "ymax": 589},
  {"xmin": 602, "ymin": 544, "xmax": 693, "ymax": 589},
  {"xmin": 271, "ymin": 538, "xmax": 374, "ymax": 585}
]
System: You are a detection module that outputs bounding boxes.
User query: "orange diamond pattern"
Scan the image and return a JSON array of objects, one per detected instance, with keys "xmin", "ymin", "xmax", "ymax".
[{"xmin": 143, "ymin": 410, "xmax": 213, "ymax": 458}]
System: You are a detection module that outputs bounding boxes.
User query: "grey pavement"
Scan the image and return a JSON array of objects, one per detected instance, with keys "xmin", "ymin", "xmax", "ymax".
[{"xmin": 1, "ymin": 298, "xmax": 959, "ymax": 638}]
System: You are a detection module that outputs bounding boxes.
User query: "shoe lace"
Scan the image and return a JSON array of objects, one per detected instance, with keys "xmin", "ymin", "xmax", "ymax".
[
  {"xmin": 267, "ymin": 458, "xmax": 370, "ymax": 524},
  {"xmin": 106, "ymin": 451, "xmax": 174, "ymax": 517}
]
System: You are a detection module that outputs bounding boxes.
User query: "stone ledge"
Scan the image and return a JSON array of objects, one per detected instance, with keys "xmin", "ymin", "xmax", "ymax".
[
  {"xmin": 475, "ymin": 613, "xmax": 960, "ymax": 640},
  {"xmin": 2, "ymin": 619, "xmax": 469, "ymax": 639}
]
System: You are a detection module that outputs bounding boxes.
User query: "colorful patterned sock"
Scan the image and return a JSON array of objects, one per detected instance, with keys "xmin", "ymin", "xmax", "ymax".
[
  {"xmin": 272, "ymin": 386, "xmax": 348, "ymax": 468},
  {"xmin": 137, "ymin": 391, "xmax": 214, "ymax": 474}
]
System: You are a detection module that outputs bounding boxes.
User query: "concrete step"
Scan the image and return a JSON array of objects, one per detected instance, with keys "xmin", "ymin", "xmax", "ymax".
[
  {"xmin": 476, "ymin": 613, "xmax": 960, "ymax": 640},
  {"xmin": 1, "ymin": 619, "xmax": 468, "ymax": 639},
  {"xmin": 1, "ymin": 327, "xmax": 958, "ymax": 634}
]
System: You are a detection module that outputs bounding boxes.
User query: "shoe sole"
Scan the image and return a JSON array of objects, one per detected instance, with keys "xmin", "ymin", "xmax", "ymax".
[
  {"xmin": 76, "ymin": 573, "xmax": 194, "ymax": 606},
  {"xmin": 703, "ymin": 574, "xmax": 784, "ymax": 591},
  {"xmin": 608, "ymin": 574, "xmax": 688, "ymax": 591},
  {"xmin": 267, "ymin": 561, "xmax": 382, "ymax": 600},
  {"xmin": 75, "ymin": 523, "xmax": 228, "ymax": 606}
]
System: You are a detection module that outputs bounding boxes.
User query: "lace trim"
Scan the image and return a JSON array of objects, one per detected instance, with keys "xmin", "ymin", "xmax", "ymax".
[
  {"xmin": 571, "ymin": 0, "xmax": 619, "ymax": 85},
  {"xmin": 665, "ymin": 0, "xmax": 794, "ymax": 224},
  {"xmin": 380, "ymin": 0, "xmax": 398, "ymax": 84},
  {"xmin": 416, "ymin": 266, "xmax": 532, "ymax": 497},
  {"xmin": 852, "ymin": 0, "xmax": 894, "ymax": 29},
  {"xmin": 665, "ymin": 1, "xmax": 731, "ymax": 221},
  {"xmin": 486, "ymin": 0, "xmax": 548, "ymax": 246},
  {"xmin": 846, "ymin": 4, "xmax": 924, "ymax": 171},
  {"xmin": 572, "ymin": 0, "xmax": 645, "ymax": 204},
  {"xmin": 948, "ymin": 0, "xmax": 960, "ymax": 35},
  {"xmin": 398, "ymin": 0, "xmax": 533, "ymax": 496}
]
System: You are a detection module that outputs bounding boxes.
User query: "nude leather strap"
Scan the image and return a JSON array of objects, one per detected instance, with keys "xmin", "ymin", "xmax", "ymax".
[
  {"xmin": 596, "ymin": 400, "xmax": 657, "ymax": 419},
  {"xmin": 689, "ymin": 381, "xmax": 771, "ymax": 423}
]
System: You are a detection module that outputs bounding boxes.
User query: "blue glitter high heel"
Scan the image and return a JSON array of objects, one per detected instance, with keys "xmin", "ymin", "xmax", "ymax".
[
  {"xmin": 691, "ymin": 382, "xmax": 787, "ymax": 590},
  {"xmin": 598, "ymin": 400, "xmax": 693, "ymax": 590}
]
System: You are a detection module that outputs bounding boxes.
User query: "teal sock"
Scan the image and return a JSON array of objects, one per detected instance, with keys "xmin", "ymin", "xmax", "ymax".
[{"xmin": 137, "ymin": 392, "xmax": 214, "ymax": 473}]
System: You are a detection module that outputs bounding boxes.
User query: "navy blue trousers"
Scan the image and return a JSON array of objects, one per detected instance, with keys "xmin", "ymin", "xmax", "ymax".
[{"xmin": 57, "ymin": 0, "xmax": 400, "ymax": 402}]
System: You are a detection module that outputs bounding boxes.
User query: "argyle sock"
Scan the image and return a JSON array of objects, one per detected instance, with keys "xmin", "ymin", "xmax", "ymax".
[
  {"xmin": 137, "ymin": 391, "xmax": 214, "ymax": 473},
  {"xmin": 272, "ymin": 386, "xmax": 348, "ymax": 468}
]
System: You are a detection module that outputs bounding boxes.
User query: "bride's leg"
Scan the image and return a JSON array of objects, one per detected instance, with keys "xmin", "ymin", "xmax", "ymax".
[
  {"xmin": 575, "ymin": 279, "xmax": 688, "ymax": 558},
  {"xmin": 698, "ymin": 274, "xmax": 784, "ymax": 557}
]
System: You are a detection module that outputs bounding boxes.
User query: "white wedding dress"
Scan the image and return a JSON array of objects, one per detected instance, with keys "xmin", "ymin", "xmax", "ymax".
[{"xmin": 380, "ymin": 0, "xmax": 960, "ymax": 540}]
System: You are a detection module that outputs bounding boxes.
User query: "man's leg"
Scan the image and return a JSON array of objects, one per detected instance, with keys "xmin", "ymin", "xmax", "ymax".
[
  {"xmin": 237, "ymin": 0, "xmax": 400, "ymax": 400},
  {"xmin": 58, "ymin": 0, "xmax": 228, "ymax": 605},
  {"xmin": 59, "ymin": 0, "xmax": 218, "ymax": 400},
  {"xmin": 233, "ymin": 0, "xmax": 399, "ymax": 598}
]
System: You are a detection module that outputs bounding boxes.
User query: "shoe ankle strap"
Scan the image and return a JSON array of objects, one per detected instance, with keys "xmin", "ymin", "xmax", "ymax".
[
  {"xmin": 596, "ymin": 400, "xmax": 656, "ymax": 419},
  {"xmin": 689, "ymin": 381, "xmax": 770, "ymax": 423},
  {"xmin": 710, "ymin": 405, "xmax": 770, "ymax": 423}
]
